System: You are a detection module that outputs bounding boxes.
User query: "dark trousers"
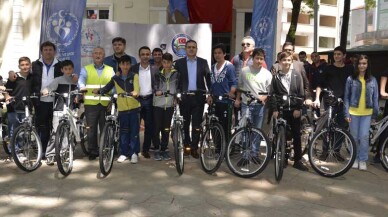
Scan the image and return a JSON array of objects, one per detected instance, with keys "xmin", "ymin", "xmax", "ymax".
[
  {"xmin": 85, "ymin": 104, "xmax": 106, "ymax": 156},
  {"xmin": 181, "ymin": 94, "xmax": 205, "ymax": 149},
  {"xmin": 153, "ymin": 107, "xmax": 174, "ymax": 151},
  {"xmin": 139, "ymin": 97, "xmax": 153, "ymax": 152},
  {"xmin": 118, "ymin": 110, "xmax": 140, "ymax": 157},
  {"xmin": 283, "ymin": 110, "xmax": 302, "ymax": 162},
  {"xmin": 214, "ymin": 101, "xmax": 233, "ymax": 141},
  {"xmin": 35, "ymin": 101, "xmax": 53, "ymax": 154}
]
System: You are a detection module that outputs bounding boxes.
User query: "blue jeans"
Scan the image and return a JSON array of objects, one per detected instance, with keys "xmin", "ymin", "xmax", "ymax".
[
  {"xmin": 8, "ymin": 112, "xmax": 25, "ymax": 137},
  {"xmin": 119, "ymin": 110, "xmax": 140, "ymax": 157},
  {"xmin": 241, "ymin": 103, "xmax": 265, "ymax": 129},
  {"xmin": 349, "ymin": 115, "xmax": 371, "ymax": 162}
]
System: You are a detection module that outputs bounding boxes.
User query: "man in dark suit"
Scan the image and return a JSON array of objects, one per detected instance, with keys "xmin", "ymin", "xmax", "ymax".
[
  {"xmin": 174, "ymin": 40, "xmax": 211, "ymax": 159},
  {"xmin": 130, "ymin": 46, "xmax": 158, "ymax": 159}
]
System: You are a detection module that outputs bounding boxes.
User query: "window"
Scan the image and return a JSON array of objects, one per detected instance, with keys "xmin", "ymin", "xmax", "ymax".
[
  {"xmin": 295, "ymin": 35, "xmax": 309, "ymax": 47},
  {"xmin": 86, "ymin": 3, "xmax": 113, "ymax": 20},
  {"xmin": 320, "ymin": 15, "xmax": 336, "ymax": 27},
  {"xmin": 287, "ymin": 12, "xmax": 310, "ymax": 24},
  {"xmin": 319, "ymin": 36, "xmax": 335, "ymax": 48},
  {"xmin": 320, "ymin": 0, "xmax": 337, "ymax": 6}
]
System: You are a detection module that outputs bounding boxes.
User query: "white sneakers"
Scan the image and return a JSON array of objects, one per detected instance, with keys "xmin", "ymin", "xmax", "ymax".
[
  {"xmin": 359, "ymin": 161, "xmax": 367, "ymax": 171},
  {"xmin": 130, "ymin": 154, "xmax": 138, "ymax": 164},
  {"xmin": 352, "ymin": 160, "xmax": 367, "ymax": 171},
  {"xmin": 117, "ymin": 155, "xmax": 128, "ymax": 163},
  {"xmin": 352, "ymin": 160, "xmax": 359, "ymax": 169}
]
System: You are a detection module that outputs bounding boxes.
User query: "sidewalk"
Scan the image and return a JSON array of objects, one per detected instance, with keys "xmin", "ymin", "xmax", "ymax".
[{"xmin": 0, "ymin": 144, "xmax": 387, "ymax": 217}]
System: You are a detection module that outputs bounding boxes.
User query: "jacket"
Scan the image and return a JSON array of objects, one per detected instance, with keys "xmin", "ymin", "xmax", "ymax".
[
  {"xmin": 31, "ymin": 59, "xmax": 62, "ymax": 94},
  {"xmin": 103, "ymin": 54, "xmax": 137, "ymax": 73},
  {"xmin": 174, "ymin": 56, "xmax": 211, "ymax": 93},
  {"xmin": 153, "ymin": 68, "xmax": 179, "ymax": 108},
  {"xmin": 268, "ymin": 69, "xmax": 305, "ymax": 112},
  {"xmin": 344, "ymin": 75, "xmax": 379, "ymax": 119}
]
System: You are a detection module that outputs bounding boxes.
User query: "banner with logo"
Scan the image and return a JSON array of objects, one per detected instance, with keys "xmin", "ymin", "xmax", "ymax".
[
  {"xmin": 250, "ymin": 0, "xmax": 278, "ymax": 67},
  {"xmin": 40, "ymin": 0, "xmax": 86, "ymax": 73},
  {"xmin": 81, "ymin": 20, "xmax": 212, "ymax": 68}
]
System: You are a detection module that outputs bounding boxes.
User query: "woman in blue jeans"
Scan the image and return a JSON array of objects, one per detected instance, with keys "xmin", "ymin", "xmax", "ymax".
[{"xmin": 344, "ymin": 55, "xmax": 379, "ymax": 171}]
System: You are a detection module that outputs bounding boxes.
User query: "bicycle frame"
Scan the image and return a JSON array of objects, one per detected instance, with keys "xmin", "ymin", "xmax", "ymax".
[{"xmin": 370, "ymin": 115, "xmax": 388, "ymax": 145}]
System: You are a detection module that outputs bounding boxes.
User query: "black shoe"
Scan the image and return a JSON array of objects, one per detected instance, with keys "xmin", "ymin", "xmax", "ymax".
[
  {"xmin": 142, "ymin": 151, "xmax": 151, "ymax": 159},
  {"xmin": 251, "ymin": 156, "xmax": 261, "ymax": 164},
  {"xmin": 318, "ymin": 152, "xmax": 328, "ymax": 161},
  {"xmin": 89, "ymin": 155, "xmax": 97, "ymax": 161},
  {"xmin": 372, "ymin": 154, "xmax": 381, "ymax": 164},
  {"xmin": 293, "ymin": 161, "xmax": 309, "ymax": 171},
  {"xmin": 237, "ymin": 158, "xmax": 249, "ymax": 167},
  {"xmin": 333, "ymin": 152, "xmax": 345, "ymax": 162},
  {"xmin": 191, "ymin": 149, "xmax": 199, "ymax": 159}
]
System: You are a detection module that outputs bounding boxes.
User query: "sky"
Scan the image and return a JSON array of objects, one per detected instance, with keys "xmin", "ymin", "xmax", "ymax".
[{"xmin": 351, "ymin": 0, "xmax": 365, "ymax": 9}]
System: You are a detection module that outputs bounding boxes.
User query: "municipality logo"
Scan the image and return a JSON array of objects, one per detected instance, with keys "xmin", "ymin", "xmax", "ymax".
[
  {"xmin": 46, "ymin": 10, "xmax": 79, "ymax": 47},
  {"xmin": 171, "ymin": 34, "xmax": 192, "ymax": 57},
  {"xmin": 253, "ymin": 17, "xmax": 273, "ymax": 41}
]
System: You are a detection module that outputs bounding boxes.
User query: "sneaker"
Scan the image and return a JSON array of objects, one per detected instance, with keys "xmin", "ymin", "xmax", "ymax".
[
  {"xmin": 372, "ymin": 154, "xmax": 381, "ymax": 164},
  {"xmin": 154, "ymin": 151, "xmax": 162, "ymax": 161},
  {"xmin": 18, "ymin": 154, "xmax": 28, "ymax": 163},
  {"xmin": 318, "ymin": 151, "xmax": 328, "ymax": 161},
  {"xmin": 131, "ymin": 154, "xmax": 138, "ymax": 164},
  {"xmin": 359, "ymin": 161, "xmax": 367, "ymax": 171},
  {"xmin": 117, "ymin": 155, "xmax": 128, "ymax": 163},
  {"xmin": 333, "ymin": 152, "xmax": 345, "ymax": 162},
  {"xmin": 46, "ymin": 156, "xmax": 55, "ymax": 166},
  {"xmin": 161, "ymin": 151, "xmax": 171, "ymax": 161},
  {"xmin": 293, "ymin": 161, "xmax": 309, "ymax": 171},
  {"xmin": 352, "ymin": 160, "xmax": 359, "ymax": 169}
]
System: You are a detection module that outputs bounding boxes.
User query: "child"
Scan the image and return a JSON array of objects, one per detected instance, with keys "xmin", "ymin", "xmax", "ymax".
[
  {"xmin": 95, "ymin": 55, "xmax": 140, "ymax": 164},
  {"xmin": 152, "ymin": 53, "xmax": 179, "ymax": 161},
  {"xmin": 41, "ymin": 60, "xmax": 78, "ymax": 165},
  {"xmin": 268, "ymin": 51, "xmax": 308, "ymax": 171},
  {"xmin": 344, "ymin": 55, "xmax": 379, "ymax": 171},
  {"xmin": 4, "ymin": 57, "xmax": 33, "ymax": 160}
]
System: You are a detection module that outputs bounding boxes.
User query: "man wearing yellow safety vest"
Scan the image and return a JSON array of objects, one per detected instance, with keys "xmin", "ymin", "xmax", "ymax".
[{"xmin": 78, "ymin": 47, "xmax": 115, "ymax": 160}]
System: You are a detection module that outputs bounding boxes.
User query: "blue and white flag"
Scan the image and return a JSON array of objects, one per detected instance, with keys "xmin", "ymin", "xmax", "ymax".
[
  {"xmin": 168, "ymin": 0, "xmax": 189, "ymax": 22},
  {"xmin": 250, "ymin": 0, "xmax": 278, "ymax": 67},
  {"xmin": 40, "ymin": 0, "xmax": 86, "ymax": 74}
]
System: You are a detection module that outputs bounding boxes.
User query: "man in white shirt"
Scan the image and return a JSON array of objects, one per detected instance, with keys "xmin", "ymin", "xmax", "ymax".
[{"xmin": 130, "ymin": 46, "xmax": 159, "ymax": 159}]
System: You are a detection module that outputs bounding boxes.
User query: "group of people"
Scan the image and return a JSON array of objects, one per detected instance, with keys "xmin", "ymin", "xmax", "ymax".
[{"xmin": 2, "ymin": 35, "xmax": 386, "ymax": 173}]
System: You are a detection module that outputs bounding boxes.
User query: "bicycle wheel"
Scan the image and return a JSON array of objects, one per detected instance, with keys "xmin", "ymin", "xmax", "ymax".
[
  {"xmin": 2, "ymin": 124, "xmax": 10, "ymax": 155},
  {"xmin": 99, "ymin": 122, "xmax": 116, "ymax": 176},
  {"xmin": 79, "ymin": 112, "xmax": 89, "ymax": 156},
  {"xmin": 173, "ymin": 123, "xmax": 184, "ymax": 175},
  {"xmin": 308, "ymin": 127, "xmax": 356, "ymax": 177},
  {"xmin": 274, "ymin": 125, "xmax": 286, "ymax": 182},
  {"xmin": 381, "ymin": 137, "xmax": 388, "ymax": 171},
  {"xmin": 11, "ymin": 125, "xmax": 42, "ymax": 172},
  {"xmin": 301, "ymin": 125, "xmax": 314, "ymax": 156},
  {"xmin": 200, "ymin": 122, "xmax": 226, "ymax": 174},
  {"xmin": 226, "ymin": 127, "xmax": 271, "ymax": 178},
  {"xmin": 55, "ymin": 122, "xmax": 74, "ymax": 176}
]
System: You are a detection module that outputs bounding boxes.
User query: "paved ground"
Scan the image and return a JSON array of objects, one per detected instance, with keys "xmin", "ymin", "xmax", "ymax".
[{"xmin": 0, "ymin": 141, "xmax": 387, "ymax": 217}]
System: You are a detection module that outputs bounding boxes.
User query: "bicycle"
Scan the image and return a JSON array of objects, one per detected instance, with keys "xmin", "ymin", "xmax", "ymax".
[
  {"xmin": 308, "ymin": 89, "xmax": 357, "ymax": 177},
  {"xmin": 50, "ymin": 90, "xmax": 87, "ymax": 176},
  {"xmin": 199, "ymin": 94, "xmax": 227, "ymax": 174},
  {"xmin": 369, "ymin": 113, "xmax": 388, "ymax": 171},
  {"xmin": 9, "ymin": 94, "xmax": 43, "ymax": 172},
  {"xmin": 270, "ymin": 94, "xmax": 305, "ymax": 182},
  {"xmin": 0, "ymin": 93, "xmax": 10, "ymax": 155},
  {"xmin": 225, "ymin": 90, "xmax": 271, "ymax": 178},
  {"xmin": 99, "ymin": 93, "xmax": 130, "ymax": 176}
]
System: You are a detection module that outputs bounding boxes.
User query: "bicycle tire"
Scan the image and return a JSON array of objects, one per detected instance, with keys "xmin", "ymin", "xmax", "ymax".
[
  {"xmin": 200, "ymin": 122, "xmax": 226, "ymax": 174},
  {"xmin": 55, "ymin": 122, "xmax": 74, "ymax": 176},
  {"xmin": 225, "ymin": 127, "xmax": 271, "ymax": 178},
  {"xmin": 381, "ymin": 136, "xmax": 388, "ymax": 171},
  {"xmin": 173, "ymin": 123, "xmax": 184, "ymax": 175},
  {"xmin": 11, "ymin": 125, "xmax": 42, "ymax": 172},
  {"xmin": 308, "ymin": 127, "xmax": 356, "ymax": 177},
  {"xmin": 2, "ymin": 124, "xmax": 10, "ymax": 155},
  {"xmin": 99, "ymin": 122, "xmax": 116, "ymax": 176},
  {"xmin": 79, "ymin": 112, "xmax": 89, "ymax": 156},
  {"xmin": 275, "ymin": 125, "xmax": 286, "ymax": 182}
]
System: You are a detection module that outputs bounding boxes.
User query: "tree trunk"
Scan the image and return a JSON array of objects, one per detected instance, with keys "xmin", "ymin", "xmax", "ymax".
[
  {"xmin": 340, "ymin": 0, "xmax": 351, "ymax": 48},
  {"xmin": 286, "ymin": 0, "xmax": 302, "ymax": 44}
]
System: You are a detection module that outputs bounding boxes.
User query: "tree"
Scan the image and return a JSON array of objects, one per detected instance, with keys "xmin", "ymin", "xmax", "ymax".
[
  {"xmin": 285, "ymin": 0, "xmax": 314, "ymax": 44},
  {"xmin": 340, "ymin": 0, "xmax": 376, "ymax": 48}
]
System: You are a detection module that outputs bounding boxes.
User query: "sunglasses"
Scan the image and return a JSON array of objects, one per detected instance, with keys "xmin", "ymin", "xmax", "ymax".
[{"xmin": 241, "ymin": 43, "xmax": 251, "ymax": 47}]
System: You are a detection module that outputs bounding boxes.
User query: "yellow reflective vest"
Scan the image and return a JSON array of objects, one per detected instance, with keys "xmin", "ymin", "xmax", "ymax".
[{"xmin": 84, "ymin": 64, "xmax": 114, "ymax": 106}]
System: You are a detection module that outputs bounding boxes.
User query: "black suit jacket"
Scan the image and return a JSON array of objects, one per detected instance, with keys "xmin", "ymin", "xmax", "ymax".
[
  {"xmin": 174, "ymin": 57, "xmax": 211, "ymax": 92},
  {"xmin": 130, "ymin": 63, "xmax": 159, "ymax": 94}
]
